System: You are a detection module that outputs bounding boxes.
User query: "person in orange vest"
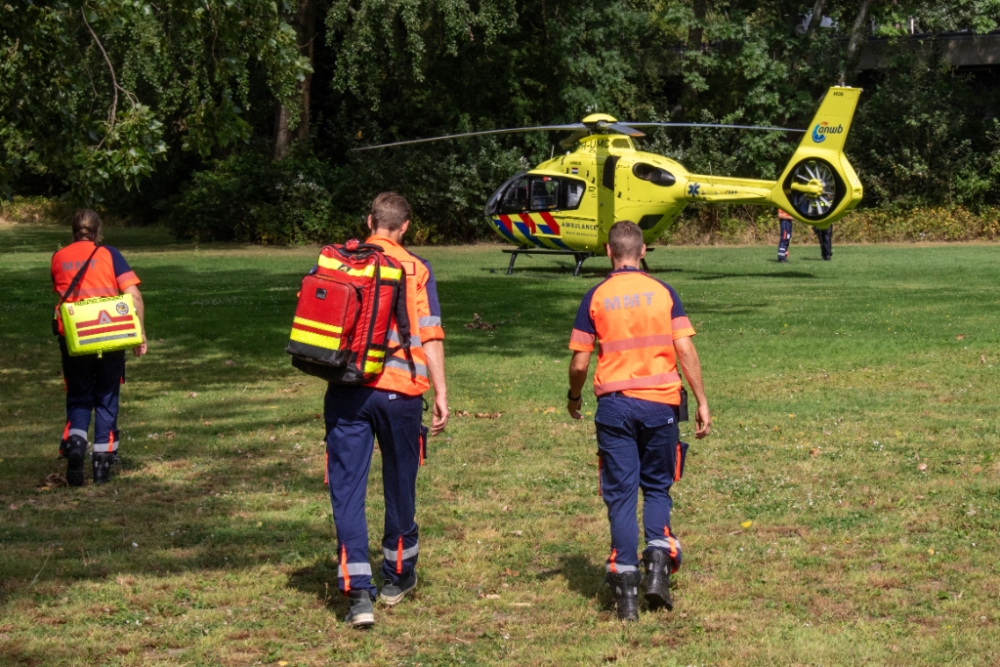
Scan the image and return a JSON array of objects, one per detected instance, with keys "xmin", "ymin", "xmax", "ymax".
[
  {"xmin": 51, "ymin": 210, "xmax": 147, "ymax": 485},
  {"xmin": 323, "ymin": 193, "xmax": 449, "ymax": 628},
  {"xmin": 567, "ymin": 220, "xmax": 711, "ymax": 621},
  {"xmin": 777, "ymin": 208, "xmax": 794, "ymax": 262}
]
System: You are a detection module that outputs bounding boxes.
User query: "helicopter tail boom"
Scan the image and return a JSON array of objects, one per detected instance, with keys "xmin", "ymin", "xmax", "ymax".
[
  {"xmin": 681, "ymin": 175, "xmax": 775, "ymax": 204},
  {"xmin": 769, "ymin": 86, "xmax": 864, "ymax": 228}
]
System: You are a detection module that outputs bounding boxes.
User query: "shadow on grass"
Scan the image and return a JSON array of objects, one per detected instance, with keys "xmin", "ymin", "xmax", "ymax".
[
  {"xmin": 0, "ymin": 223, "xmax": 185, "ymax": 254},
  {"xmin": 537, "ymin": 553, "xmax": 611, "ymax": 610},
  {"xmin": 287, "ymin": 559, "xmax": 352, "ymax": 618},
  {"xmin": 689, "ymin": 270, "xmax": 816, "ymax": 281}
]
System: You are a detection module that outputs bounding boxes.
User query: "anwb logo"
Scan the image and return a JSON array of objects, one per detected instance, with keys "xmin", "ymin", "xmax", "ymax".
[{"xmin": 812, "ymin": 122, "xmax": 844, "ymax": 143}]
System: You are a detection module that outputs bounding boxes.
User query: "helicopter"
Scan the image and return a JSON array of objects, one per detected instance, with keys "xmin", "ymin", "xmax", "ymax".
[{"xmin": 356, "ymin": 86, "xmax": 863, "ymax": 275}]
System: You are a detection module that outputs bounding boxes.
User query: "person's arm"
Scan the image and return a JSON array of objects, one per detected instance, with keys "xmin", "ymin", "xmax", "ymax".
[
  {"xmin": 423, "ymin": 340, "xmax": 448, "ymax": 435},
  {"xmin": 123, "ymin": 285, "xmax": 147, "ymax": 357},
  {"xmin": 567, "ymin": 350, "xmax": 591, "ymax": 420},
  {"xmin": 674, "ymin": 336, "xmax": 710, "ymax": 438}
]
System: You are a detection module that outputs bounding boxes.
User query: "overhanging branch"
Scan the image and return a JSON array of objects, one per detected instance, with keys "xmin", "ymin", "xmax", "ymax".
[{"xmin": 80, "ymin": 7, "xmax": 139, "ymax": 148}]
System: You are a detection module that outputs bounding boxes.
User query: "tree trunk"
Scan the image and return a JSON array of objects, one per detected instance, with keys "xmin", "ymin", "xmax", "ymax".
[
  {"xmin": 805, "ymin": 0, "xmax": 827, "ymax": 36},
  {"xmin": 840, "ymin": 0, "xmax": 870, "ymax": 85},
  {"xmin": 689, "ymin": 0, "xmax": 708, "ymax": 52},
  {"xmin": 274, "ymin": 0, "xmax": 316, "ymax": 161},
  {"xmin": 682, "ymin": 0, "xmax": 709, "ymax": 108}
]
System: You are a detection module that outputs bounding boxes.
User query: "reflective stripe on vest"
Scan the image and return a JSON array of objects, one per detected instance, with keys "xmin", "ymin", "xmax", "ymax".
[
  {"xmin": 589, "ymin": 271, "xmax": 685, "ymax": 402},
  {"xmin": 598, "ymin": 333, "xmax": 674, "ymax": 355},
  {"xmin": 385, "ymin": 357, "xmax": 427, "ymax": 378},
  {"xmin": 594, "ymin": 371, "xmax": 681, "ymax": 396}
]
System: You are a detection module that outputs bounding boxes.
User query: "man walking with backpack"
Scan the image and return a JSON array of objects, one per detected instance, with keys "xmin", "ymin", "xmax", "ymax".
[{"xmin": 323, "ymin": 193, "xmax": 448, "ymax": 628}]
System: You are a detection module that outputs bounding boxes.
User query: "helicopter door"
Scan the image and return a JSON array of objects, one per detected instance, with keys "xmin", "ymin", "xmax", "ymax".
[{"xmin": 602, "ymin": 156, "xmax": 619, "ymax": 190}]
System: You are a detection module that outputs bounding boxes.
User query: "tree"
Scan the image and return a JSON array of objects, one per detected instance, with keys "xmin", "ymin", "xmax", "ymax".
[{"xmin": 0, "ymin": 0, "xmax": 311, "ymax": 202}]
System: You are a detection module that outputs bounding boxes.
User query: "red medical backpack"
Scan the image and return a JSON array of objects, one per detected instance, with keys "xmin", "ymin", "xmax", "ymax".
[{"xmin": 286, "ymin": 240, "xmax": 415, "ymax": 384}]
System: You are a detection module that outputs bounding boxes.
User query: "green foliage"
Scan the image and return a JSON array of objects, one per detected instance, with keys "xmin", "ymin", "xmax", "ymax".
[
  {"xmin": 167, "ymin": 149, "xmax": 359, "ymax": 244},
  {"xmin": 852, "ymin": 50, "xmax": 1000, "ymax": 207},
  {"xmin": 8, "ymin": 0, "xmax": 1000, "ymax": 239},
  {"xmin": 0, "ymin": 0, "xmax": 310, "ymax": 202}
]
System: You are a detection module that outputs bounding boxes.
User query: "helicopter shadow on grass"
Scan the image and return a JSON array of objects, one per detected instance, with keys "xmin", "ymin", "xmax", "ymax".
[{"xmin": 687, "ymin": 269, "xmax": 817, "ymax": 281}]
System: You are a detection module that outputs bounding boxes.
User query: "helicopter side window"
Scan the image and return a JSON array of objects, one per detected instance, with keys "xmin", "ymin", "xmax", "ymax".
[
  {"xmin": 632, "ymin": 163, "xmax": 676, "ymax": 186},
  {"xmin": 564, "ymin": 180, "xmax": 585, "ymax": 209},
  {"xmin": 498, "ymin": 176, "xmax": 586, "ymax": 214},
  {"xmin": 499, "ymin": 177, "xmax": 531, "ymax": 213},
  {"xmin": 531, "ymin": 178, "xmax": 559, "ymax": 210}
]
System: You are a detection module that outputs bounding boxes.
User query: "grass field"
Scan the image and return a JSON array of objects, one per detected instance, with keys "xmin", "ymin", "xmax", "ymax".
[{"xmin": 1, "ymin": 221, "xmax": 999, "ymax": 666}]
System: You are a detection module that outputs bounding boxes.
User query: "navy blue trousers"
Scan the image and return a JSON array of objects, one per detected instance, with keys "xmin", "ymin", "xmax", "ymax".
[
  {"xmin": 596, "ymin": 394, "xmax": 683, "ymax": 574},
  {"xmin": 778, "ymin": 218, "xmax": 793, "ymax": 260},
  {"xmin": 59, "ymin": 337, "xmax": 125, "ymax": 453},
  {"xmin": 324, "ymin": 384, "xmax": 423, "ymax": 596},
  {"xmin": 814, "ymin": 224, "xmax": 833, "ymax": 259}
]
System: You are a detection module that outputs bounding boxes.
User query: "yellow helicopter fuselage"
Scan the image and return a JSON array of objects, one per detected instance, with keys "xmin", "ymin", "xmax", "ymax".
[{"xmin": 485, "ymin": 86, "xmax": 863, "ymax": 251}]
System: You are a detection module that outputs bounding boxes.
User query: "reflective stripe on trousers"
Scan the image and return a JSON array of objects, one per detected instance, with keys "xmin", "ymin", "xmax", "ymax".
[{"xmin": 382, "ymin": 542, "xmax": 420, "ymax": 562}]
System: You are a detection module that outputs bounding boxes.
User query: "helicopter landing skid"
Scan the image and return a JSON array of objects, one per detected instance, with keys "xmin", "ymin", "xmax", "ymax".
[{"xmin": 502, "ymin": 247, "xmax": 653, "ymax": 276}]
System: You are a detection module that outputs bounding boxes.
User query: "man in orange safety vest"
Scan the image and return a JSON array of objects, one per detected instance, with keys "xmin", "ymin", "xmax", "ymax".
[{"xmin": 566, "ymin": 220, "xmax": 711, "ymax": 621}]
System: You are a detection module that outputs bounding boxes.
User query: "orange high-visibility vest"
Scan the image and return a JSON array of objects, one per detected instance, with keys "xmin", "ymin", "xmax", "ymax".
[
  {"xmin": 569, "ymin": 267, "xmax": 695, "ymax": 405},
  {"xmin": 364, "ymin": 235, "xmax": 444, "ymax": 396},
  {"xmin": 51, "ymin": 241, "xmax": 141, "ymax": 336}
]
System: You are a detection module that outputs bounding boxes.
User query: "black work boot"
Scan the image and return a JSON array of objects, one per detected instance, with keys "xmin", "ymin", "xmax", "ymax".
[
  {"xmin": 642, "ymin": 548, "xmax": 674, "ymax": 611},
  {"xmin": 606, "ymin": 571, "xmax": 641, "ymax": 621},
  {"xmin": 92, "ymin": 452, "xmax": 115, "ymax": 485},
  {"xmin": 64, "ymin": 435, "xmax": 87, "ymax": 487},
  {"xmin": 345, "ymin": 591, "xmax": 375, "ymax": 628}
]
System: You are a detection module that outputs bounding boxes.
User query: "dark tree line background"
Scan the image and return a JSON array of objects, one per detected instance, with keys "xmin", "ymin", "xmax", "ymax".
[{"xmin": 3, "ymin": 0, "xmax": 1000, "ymax": 243}]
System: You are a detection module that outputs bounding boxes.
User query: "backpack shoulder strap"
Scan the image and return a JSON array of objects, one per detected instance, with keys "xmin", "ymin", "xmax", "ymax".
[
  {"xmin": 388, "ymin": 256, "xmax": 417, "ymax": 380},
  {"xmin": 56, "ymin": 243, "xmax": 101, "ymax": 310}
]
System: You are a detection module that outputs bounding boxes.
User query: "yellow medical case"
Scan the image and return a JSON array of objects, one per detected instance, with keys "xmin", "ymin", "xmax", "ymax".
[{"xmin": 60, "ymin": 294, "xmax": 142, "ymax": 357}]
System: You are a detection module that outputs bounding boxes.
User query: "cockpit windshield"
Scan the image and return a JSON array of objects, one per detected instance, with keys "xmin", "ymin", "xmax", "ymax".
[{"xmin": 496, "ymin": 175, "xmax": 587, "ymax": 214}]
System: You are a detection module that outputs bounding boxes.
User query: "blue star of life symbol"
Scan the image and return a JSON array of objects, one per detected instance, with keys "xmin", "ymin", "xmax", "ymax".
[{"xmin": 687, "ymin": 183, "xmax": 701, "ymax": 197}]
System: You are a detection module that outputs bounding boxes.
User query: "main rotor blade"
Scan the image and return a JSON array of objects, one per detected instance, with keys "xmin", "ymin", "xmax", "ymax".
[
  {"xmin": 622, "ymin": 122, "xmax": 806, "ymax": 133},
  {"xmin": 352, "ymin": 124, "xmax": 588, "ymax": 151},
  {"xmin": 559, "ymin": 130, "xmax": 590, "ymax": 149},
  {"xmin": 602, "ymin": 122, "xmax": 645, "ymax": 137}
]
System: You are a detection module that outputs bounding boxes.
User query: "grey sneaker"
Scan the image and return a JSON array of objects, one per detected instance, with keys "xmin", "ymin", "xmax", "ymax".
[
  {"xmin": 345, "ymin": 591, "xmax": 375, "ymax": 628},
  {"xmin": 379, "ymin": 571, "xmax": 417, "ymax": 606}
]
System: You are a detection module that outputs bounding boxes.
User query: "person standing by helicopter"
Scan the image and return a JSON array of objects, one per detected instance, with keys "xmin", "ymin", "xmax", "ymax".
[
  {"xmin": 566, "ymin": 220, "xmax": 711, "ymax": 621},
  {"xmin": 777, "ymin": 208, "xmax": 794, "ymax": 262},
  {"xmin": 814, "ymin": 224, "xmax": 833, "ymax": 261}
]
